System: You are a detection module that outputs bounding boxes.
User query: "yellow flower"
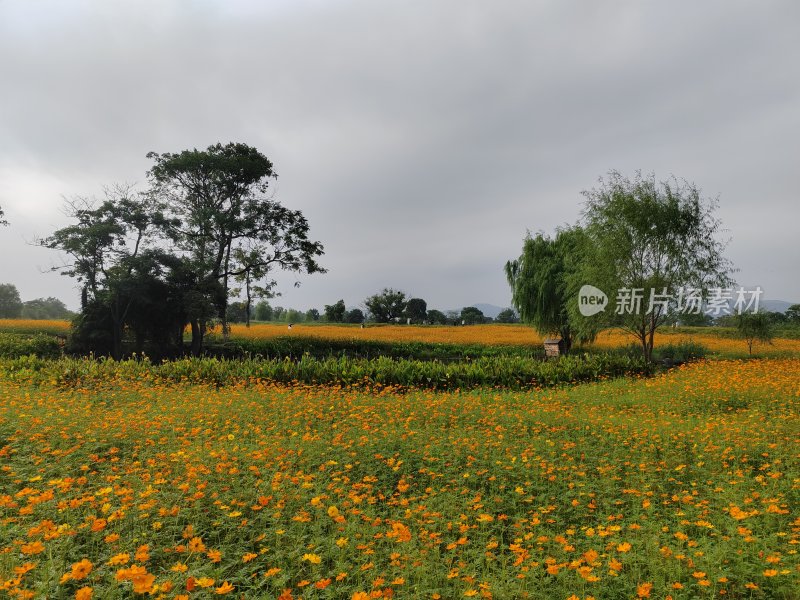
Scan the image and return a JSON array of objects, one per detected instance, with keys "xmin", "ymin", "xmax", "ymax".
[{"xmin": 302, "ymin": 553, "xmax": 322, "ymax": 564}]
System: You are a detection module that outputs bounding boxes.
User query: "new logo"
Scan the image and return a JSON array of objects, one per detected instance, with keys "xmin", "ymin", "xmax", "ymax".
[{"xmin": 578, "ymin": 285, "xmax": 608, "ymax": 317}]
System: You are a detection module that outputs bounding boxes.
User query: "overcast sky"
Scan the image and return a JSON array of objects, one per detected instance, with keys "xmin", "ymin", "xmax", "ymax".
[{"xmin": 1, "ymin": 0, "xmax": 798, "ymax": 312}]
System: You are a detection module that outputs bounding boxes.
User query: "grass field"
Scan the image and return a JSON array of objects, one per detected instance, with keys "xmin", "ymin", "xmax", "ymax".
[{"xmin": 1, "ymin": 359, "xmax": 798, "ymax": 599}]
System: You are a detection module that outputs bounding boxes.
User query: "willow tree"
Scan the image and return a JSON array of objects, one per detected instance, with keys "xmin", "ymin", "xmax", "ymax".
[{"xmin": 505, "ymin": 227, "xmax": 586, "ymax": 353}]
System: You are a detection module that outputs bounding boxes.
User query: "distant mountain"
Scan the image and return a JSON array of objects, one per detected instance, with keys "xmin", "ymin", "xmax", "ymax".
[{"xmin": 761, "ymin": 299, "xmax": 794, "ymax": 313}]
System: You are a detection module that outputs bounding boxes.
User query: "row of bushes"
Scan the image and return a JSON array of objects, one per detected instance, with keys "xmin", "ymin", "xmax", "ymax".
[
  {"xmin": 0, "ymin": 333, "xmax": 62, "ymax": 359},
  {"xmin": 611, "ymin": 340, "xmax": 708, "ymax": 363},
  {"xmin": 0, "ymin": 353, "xmax": 653, "ymax": 391},
  {"xmin": 202, "ymin": 335, "xmax": 546, "ymax": 362}
]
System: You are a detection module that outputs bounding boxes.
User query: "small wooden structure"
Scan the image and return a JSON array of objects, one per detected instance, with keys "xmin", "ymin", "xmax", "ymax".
[{"xmin": 543, "ymin": 338, "xmax": 566, "ymax": 358}]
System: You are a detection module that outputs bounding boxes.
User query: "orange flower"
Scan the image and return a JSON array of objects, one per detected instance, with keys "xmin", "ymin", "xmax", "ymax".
[
  {"xmin": 70, "ymin": 559, "xmax": 93, "ymax": 580},
  {"xmin": 207, "ymin": 549, "xmax": 222, "ymax": 563},
  {"xmin": 388, "ymin": 522, "xmax": 412, "ymax": 543},
  {"xmin": 637, "ymin": 582, "xmax": 652, "ymax": 598},
  {"xmin": 188, "ymin": 537, "xmax": 206, "ymax": 553},
  {"xmin": 20, "ymin": 541, "xmax": 45, "ymax": 555},
  {"xmin": 107, "ymin": 553, "xmax": 129, "ymax": 566},
  {"xmin": 215, "ymin": 581, "xmax": 235, "ymax": 594},
  {"xmin": 75, "ymin": 587, "xmax": 92, "ymax": 600},
  {"xmin": 134, "ymin": 544, "xmax": 150, "ymax": 562},
  {"xmin": 352, "ymin": 593, "xmax": 370, "ymax": 600},
  {"xmin": 132, "ymin": 572, "xmax": 155, "ymax": 594},
  {"xmin": 90, "ymin": 519, "xmax": 106, "ymax": 532}
]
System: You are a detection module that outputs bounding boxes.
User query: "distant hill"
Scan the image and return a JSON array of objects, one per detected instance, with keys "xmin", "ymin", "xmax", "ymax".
[{"xmin": 761, "ymin": 299, "xmax": 794, "ymax": 313}]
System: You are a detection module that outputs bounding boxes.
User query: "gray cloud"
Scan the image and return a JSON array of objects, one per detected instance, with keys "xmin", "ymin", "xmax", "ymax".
[{"xmin": 1, "ymin": 0, "xmax": 798, "ymax": 311}]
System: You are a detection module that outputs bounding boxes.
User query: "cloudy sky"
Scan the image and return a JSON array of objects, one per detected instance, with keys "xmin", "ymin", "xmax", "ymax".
[{"xmin": 1, "ymin": 0, "xmax": 798, "ymax": 312}]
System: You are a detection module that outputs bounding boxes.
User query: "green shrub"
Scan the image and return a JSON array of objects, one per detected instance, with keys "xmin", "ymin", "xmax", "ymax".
[
  {"xmin": 0, "ymin": 352, "xmax": 652, "ymax": 391},
  {"xmin": 0, "ymin": 333, "xmax": 61, "ymax": 359}
]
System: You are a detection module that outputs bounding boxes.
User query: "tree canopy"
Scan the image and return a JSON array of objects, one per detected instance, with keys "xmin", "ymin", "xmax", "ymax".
[
  {"xmin": 571, "ymin": 171, "xmax": 733, "ymax": 361},
  {"xmin": 506, "ymin": 227, "xmax": 584, "ymax": 351},
  {"xmin": 41, "ymin": 144, "xmax": 326, "ymax": 358},
  {"xmin": 365, "ymin": 288, "xmax": 407, "ymax": 323},
  {"xmin": 0, "ymin": 283, "xmax": 23, "ymax": 318},
  {"xmin": 324, "ymin": 299, "xmax": 346, "ymax": 323}
]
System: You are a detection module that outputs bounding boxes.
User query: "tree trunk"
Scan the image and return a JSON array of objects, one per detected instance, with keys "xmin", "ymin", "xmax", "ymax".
[{"xmin": 190, "ymin": 320, "xmax": 202, "ymax": 356}]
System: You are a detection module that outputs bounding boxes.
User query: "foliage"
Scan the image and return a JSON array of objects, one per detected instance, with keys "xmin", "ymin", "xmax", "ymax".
[
  {"xmin": 20, "ymin": 297, "xmax": 74, "ymax": 320},
  {"xmin": 506, "ymin": 228, "xmax": 585, "ymax": 350},
  {"xmin": 1, "ymin": 352, "xmax": 650, "ymax": 390},
  {"xmin": 226, "ymin": 301, "xmax": 250, "ymax": 324},
  {"xmin": 344, "ymin": 308, "xmax": 364, "ymax": 324},
  {"xmin": 0, "ymin": 283, "xmax": 23, "ymax": 318},
  {"xmin": 426, "ymin": 309, "xmax": 448, "ymax": 325},
  {"xmin": 0, "ymin": 359, "xmax": 797, "ymax": 598},
  {"xmin": 254, "ymin": 300, "xmax": 273, "ymax": 321},
  {"xmin": 202, "ymin": 334, "xmax": 544, "ymax": 362},
  {"xmin": 305, "ymin": 308, "xmax": 320, "ymax": 321},
  {"xmin": 0, "ymin": 332, "xmax": 61, "ymax": 359},
  {"xmin": 785, "ymin": 304, "xmax": 800, "ymax": 324},
  {"xmin": 40, "ymin": 144, "xmax": 326, "ymax": 357},
  {"xmin": 460, "ymin": 306, "xmax": 485, "ymax": 325},
  {"xmin": 494, "ymin": 308, "xmax": 518, "ymax": 323},
  {"xmin": 324, "ymin": 299, "xmax": 346, "ymax": 322},
  {"xmin": 364, "ymin": 288, "xmax": 407, "ymax": 323},
  {"xmin": 736, "ymin": 312, "xmax": 773, "ymax": 355},
  {"xmin": 404, "ymin": 298, "xmax": 427, "ymax": 324},
  {"xmin": 572, "ymin": 171, "xmax": 733, "ymax": 362}
]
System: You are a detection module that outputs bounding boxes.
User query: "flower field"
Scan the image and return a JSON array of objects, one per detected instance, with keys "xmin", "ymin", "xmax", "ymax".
[
  {"xmin": 2, "ymin": 319, "xmax": 800, "ymax": 358},
  {"xmin": 222, "ymin": 324, "xmax": 800, "ymax": 358},
  {"xmin": 1, "ymin": 359, "xmax": 798, "ymax": 598},
  {"xmin": 0, "ymin": 319, "xmax": 70, "ymax": 336}
]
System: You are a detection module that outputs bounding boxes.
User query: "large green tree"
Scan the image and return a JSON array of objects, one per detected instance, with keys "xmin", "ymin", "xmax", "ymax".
[
  {"xmin": 147, "ymin": 142, "xmax": 326, "ymax": 350},
  {"xmin": 404, "ymin": 298, "xmax": 427, "ymax": 324},
  {"xmin": 460, "ymin": 306, "xmax": 485, "ymax": 325},
  {"xmin": 39, "ymin": 189, "xmax": 178, "ymax": 358},
  {"xmin": 786, "ymin": 304, "xmax": 800, "ymax": 324},
  {"xmin": 505, "ymin": 227, "xmax": 585, "ymax": 352},
  {"xmin": 365, "ymin": 288, "xmax": 407, "ymax": 323},
  {"xmin": 324, "ymin": 299, "xmax": 346, "ymax": 322},
  {"xmin": 573, "ymin": 171, "xmax": 733, "ymax": 362},
  {"xmin": 0, "ymin": 283, "xmax": 23, "ymax": 318}
]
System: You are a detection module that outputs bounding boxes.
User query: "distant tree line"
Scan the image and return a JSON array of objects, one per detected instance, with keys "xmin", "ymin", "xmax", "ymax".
[
  {"xmin": 0, "ymin": 283, "xmax": 75, "ymax": 320},
  {"xmin": 222, "ymin": 290, "xmax": 521, "ymax": 326}
]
